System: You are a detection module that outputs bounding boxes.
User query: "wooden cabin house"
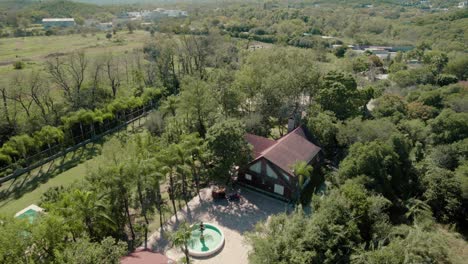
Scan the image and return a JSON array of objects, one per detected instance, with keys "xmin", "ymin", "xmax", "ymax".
[{"xmin": 238, "ymin": 126, "xmax": 322, "ymax": 201}]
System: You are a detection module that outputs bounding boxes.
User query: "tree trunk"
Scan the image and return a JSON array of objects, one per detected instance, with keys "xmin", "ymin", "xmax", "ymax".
[
  {"xmin": 79, "ymin": 122, "xmax": 84, "ymax": 140},
  {"xmin": 169, "ymin": 172, "xmax": 178, "ymax": 222},
  {"xmin": 193, "ymin": 167, "xmax": 201, "ymax": 200},
  {"xmin": 158, "ymin": 202, "xmax": 163, "ymax": 230},
  {"xmin": 85, "ymin": 216, "xmax": 95, "ymax": 239},
  {"xmin": 137, "ymin": 182, "xmax": 150, "ymax": 249},
  {"xmin": 124, "ymin": 195, "xmax": 136, "ymax": 249},
  {"xmin": 181, "ymin": 170, "xmax": 187, "ymax": 202},
  {"xmin": 184, "ymin": 243, "xmax": 190, "ymax": 264},
  {"xmin": 0, "ymin": 88, "xmax": 13, "ymax": 128}
]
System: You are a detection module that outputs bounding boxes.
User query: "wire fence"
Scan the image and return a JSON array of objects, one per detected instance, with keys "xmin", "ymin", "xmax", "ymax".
[{"xmin": 0, "ymin": 102, "xmax": 156, "ymax": 184}]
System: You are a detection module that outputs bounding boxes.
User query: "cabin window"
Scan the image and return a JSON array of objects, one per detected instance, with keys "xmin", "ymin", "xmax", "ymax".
[
  {"xmin": 266, "ymin": 164, "xmax": 278, "ymax": 179},
  {"xmin": 274, "ymin": 184, "xmax": 284, "ymax": 195},
  {"xmin": 281, "ymin": 171, "xmax": 290, "ymax": 181},
  {"xmin": 250, "ymin": 162, "xmax": 262, "ymax": 174},
  {"xmin": 245, "ymin": 174, "xmax": 252, "ymax": 181}
]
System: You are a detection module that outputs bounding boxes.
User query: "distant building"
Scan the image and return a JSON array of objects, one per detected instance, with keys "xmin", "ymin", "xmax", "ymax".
[
  {"xmin": 96, "ymin": 22, "xmax": 113, "ymax": 31},
  {"xmin": 249, "ymin": 44, "xmax": 265, "ymax": 51},
  {"xmin": 458, "ymin": 1, "xmax": 468, "ymax": 8},
  {"xmin": 42, "ymin": 18, "xmax": 76, "ymax": 29},
  {"xmin": 148, "ymin": 8, "xmax": 188, "ymax": 18},
  {"xmin": 118, "ymin": 9, "xmax": 188, "ymax": 21},
  {"xmin": 164, "ymin": 9, "xmax": 188, "ymax": 17}
]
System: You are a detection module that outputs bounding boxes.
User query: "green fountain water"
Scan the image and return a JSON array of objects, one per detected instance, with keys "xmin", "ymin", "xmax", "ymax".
[{"xmin": 188, "ymin": 223, "xmax": 224, "ymax": 256}]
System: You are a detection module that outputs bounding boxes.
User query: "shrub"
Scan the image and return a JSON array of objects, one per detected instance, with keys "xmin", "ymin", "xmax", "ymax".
[
  {"xmin": 437, "ymin": 74, "xmax": 458, "ymax": 86},
  {"xmin": 13, "ymin": 61, "xmax": 25, "ymax": 70}
]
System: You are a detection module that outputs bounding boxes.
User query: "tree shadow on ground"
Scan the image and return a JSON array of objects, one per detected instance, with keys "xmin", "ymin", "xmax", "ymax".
[
  {"xmin": 0, "ymin": 142, "xmax": 102, "ymax": 206},
  {"xmin": 205, "ymin": 188, "xmax": 289, "ymax": 234},
  {"xmin": 149, "ymin": 187, "xmax": 291, "ymax": 255}
]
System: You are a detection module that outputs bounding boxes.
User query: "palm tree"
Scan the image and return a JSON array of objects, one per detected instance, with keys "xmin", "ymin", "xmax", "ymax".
[
  {"xmin": 161, "ymin": 95, "xmax": 179, "ymax": 118},
  {"xmin": 159, "ymin": 151, "xmax": 179, "ymax": 222},
  {"xmin": 175, "ymin": 144, "xmax": 192, "ymax": 202},
  {"xmin": 405, "ymin": 198, "xmax": 433, "ymax": 224},
  {"xmin": 152, "ymin": 169, "xmax": 167, "ymax": 231},
  {"xmin": 134, "ymin": 159, "xmax": 154, "ymax": 249},
  {"xmin": 170, "ymin": 222, "xmax": 192, "ymax": 264},
  {"xmin": 292, "ymin": 161, "xmax": 313, "ymax": 204},
  {"xmin": 180, "ymin": 134, "xmax": 205, "ymax": 199},
  {"xmin": 71, "ymin": 189, "xmax": 115, "ymax": 240}
]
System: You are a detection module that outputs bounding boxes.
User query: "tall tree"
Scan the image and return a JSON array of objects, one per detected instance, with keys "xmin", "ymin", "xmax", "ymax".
[
  {"xmin": 178, "ymin": 77, "xmax": 218, "ymax": 138},
  {"xmin": 170, "ymin": 222, "xmax": 192, "ymax": 264},
  {"xmin": 292, "ymin": 161, "xmax": 313, "ymax": 203},
  {"xmin": 205, "ymin": 119, "xmax": 250, "ymax": 183},
  {"xmin": 105, "ymin": 53, "xmax": 121, "ymax": 99},
  {"xmin": 317, "ymin": 71, "xmax": 370, "ymax": 120},
  {"xmin": 46, "ymin": 51, "xmax": 88, "ymax": 109}
]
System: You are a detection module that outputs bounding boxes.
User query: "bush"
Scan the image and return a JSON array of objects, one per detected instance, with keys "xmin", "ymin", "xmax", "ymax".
[
  {"xmin": 13, "ymin": 61, "xmax": 25, "ymax": 70},
  {"xmin": 437, "ymin": 74, "xmax": 458, "ymax": 86},
  {"xmin": 388, "ymin": 62, "xmax": 407, "ymax": 73}
]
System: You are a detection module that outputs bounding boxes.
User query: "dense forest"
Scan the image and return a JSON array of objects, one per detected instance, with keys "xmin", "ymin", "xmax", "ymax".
[{"xmin": 0, "ymin": 0, "xmax": 467, "ymax": 263}]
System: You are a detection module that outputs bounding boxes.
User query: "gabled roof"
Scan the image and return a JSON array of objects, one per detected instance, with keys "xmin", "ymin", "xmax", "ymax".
[
  {"xmin": 42, "ymin": 18, "xmax": 75, "ymax": 22},
  {"xmin": 245, "ymin": 126, "xmax": 321, "ymax": 175},
  {"xmin": 245, "ymin": 133, "xmax": 276, "ymax": 159}
]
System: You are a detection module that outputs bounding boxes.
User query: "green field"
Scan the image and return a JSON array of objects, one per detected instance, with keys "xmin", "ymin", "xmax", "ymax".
[
  {"xmin": 0, "ymin": 142, "xmax": 102, "ymax": 216},
  {"xmin": 0, "ymin": 30, "xmax": 151, "ymax": 78}
]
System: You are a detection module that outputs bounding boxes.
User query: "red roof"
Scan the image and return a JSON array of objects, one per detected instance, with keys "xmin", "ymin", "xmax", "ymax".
[
  {"xmin": 121, "ymin": 249, "xmax": 172, "ymax": 264},
  {"xmin": 245, "ymin": 133, "xmax": 276, "ymax": 158},
  {"xmin": 245, "ymin": 126, "xmax": 321, "ymax": 175}
]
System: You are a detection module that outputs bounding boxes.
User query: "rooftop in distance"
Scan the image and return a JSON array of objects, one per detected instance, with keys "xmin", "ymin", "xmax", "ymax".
[{"xmin": 42, "ymin": 18, "xmax": 75, "ymax": 22}]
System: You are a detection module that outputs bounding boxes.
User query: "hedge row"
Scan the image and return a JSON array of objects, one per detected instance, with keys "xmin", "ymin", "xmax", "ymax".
[{"xmin": 0, "ymin": 89, "xmax": 163, "ymax": 169}]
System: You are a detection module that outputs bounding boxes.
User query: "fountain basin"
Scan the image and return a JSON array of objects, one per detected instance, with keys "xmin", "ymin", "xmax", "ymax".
[{"xmin": 188, "ymin": 223, "xmax": 224, "ymax": 257}]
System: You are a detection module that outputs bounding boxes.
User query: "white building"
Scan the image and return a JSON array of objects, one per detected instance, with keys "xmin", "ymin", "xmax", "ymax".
[
  {"xmin": 97, "ymin": 22, "xmax": 113, "ymax": 31},
  {"xmin": 120, "ymin": 9, "xmax": 188, "ymax": 21}
]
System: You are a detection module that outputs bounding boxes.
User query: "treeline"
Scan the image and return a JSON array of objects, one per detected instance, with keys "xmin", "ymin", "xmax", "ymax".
[
  {"xmin": 192, "ymin": 2, "xmax": 468, "ymax": 51},
  {"xmin": 0, "ymin": 32, "xmax": 240, "ymax": 172},
  {"xmin": 242, "ymin": 37, "xmax": 468, "ymax": 264},
  {"xmin": 247, "ymin": 80, "xmax": 467, "ymax": 263},
  {"xmin": 0, "ymin": 89, "xmax": 161, "ymax": 173}
]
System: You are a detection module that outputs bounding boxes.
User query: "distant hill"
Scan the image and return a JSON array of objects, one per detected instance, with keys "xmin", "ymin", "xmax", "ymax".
[
  {"xmin": 72, "ymin": 0, "xmax": 188, "ymax": 4},
  {"xmin": 0, "ymin": 0, "xmax": 37, "ymax": 9},
  {"xmin": 32, "ymin": 0, "xmax": 104, "ymax": 18},
  {"xmin": 0, "ymin": 0, "xmax": 107, "ymax": 24}
]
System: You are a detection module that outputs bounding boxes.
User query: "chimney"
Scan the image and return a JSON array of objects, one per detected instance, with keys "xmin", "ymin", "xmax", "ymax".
[{"xmin": 287, "ymin": 117, "xmax": 295, "ymax": 133}]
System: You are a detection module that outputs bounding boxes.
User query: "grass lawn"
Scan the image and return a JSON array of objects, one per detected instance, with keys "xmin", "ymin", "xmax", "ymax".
[
  {"xmin": 0, "ymin": 120, "xmax": 151, "ymax": 216},
  {"xmin": 0, "ymin": 142, "xmax": 102, "ymax": 216},
  {"xmin": 0, "ymin": 30, "xmax": 150, "ymax": 63}
]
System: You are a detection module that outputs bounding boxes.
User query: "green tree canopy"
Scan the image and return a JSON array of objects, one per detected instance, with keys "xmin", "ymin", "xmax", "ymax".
[
  {"xmin": 205, "ymin": 118, "xmax": 251, "ymax": 182},
  {"xmin": 317, "ymin": 71, "xmax": 369, "ymax": 120}
]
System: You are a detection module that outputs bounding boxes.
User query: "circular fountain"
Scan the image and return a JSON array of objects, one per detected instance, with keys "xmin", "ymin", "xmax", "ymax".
[{"xmin": 188, "ymin": 222, "xmax": 225, "ymax": 257}]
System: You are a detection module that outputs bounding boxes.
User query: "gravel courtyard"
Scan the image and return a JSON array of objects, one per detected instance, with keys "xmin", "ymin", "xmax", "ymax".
[{"xmin": 147, "ymin": 187, "xmax": 290, "ymax": 264}]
